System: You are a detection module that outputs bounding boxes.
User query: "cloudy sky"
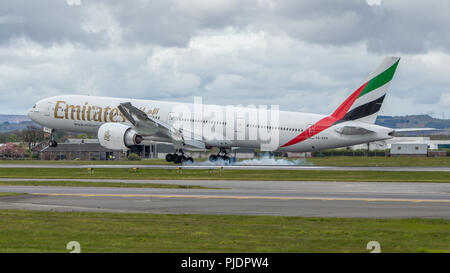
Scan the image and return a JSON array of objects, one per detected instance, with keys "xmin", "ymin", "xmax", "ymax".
[{"xmin": 1, "ymin": 0, "xmax": 449, "ymax": 118}]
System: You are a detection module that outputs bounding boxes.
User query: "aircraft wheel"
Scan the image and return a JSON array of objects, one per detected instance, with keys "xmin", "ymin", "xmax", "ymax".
[
  {"xmin": 209, "ymin": 154, "xmax": 217, "ymax": 162},
  {"xmin": 180, "ymin": 156, "xmax": 187, "ymax": 163},
  {"xmin": 49, "ymin": 140, "xmax": 58, "ymax": 147},
  {"xmin": 165, "ymin": 154, "xmax": 173, "ymax": 162},
  {"xmin": 187, "ymin": 157, "xmax": 194, "ymax": 164},
  {"xmin": 221, "ymin": 156, "xmax": 230, "ymax": 163},
  {"xmin": 172, "ymin": 154, "xmax": 181, "ymax": 164}
]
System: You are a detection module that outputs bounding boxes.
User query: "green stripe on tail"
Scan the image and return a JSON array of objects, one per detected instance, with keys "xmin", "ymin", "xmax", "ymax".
[{"xmin": 358, "ymin": 59, "xmax": 400, "ymax": 98}]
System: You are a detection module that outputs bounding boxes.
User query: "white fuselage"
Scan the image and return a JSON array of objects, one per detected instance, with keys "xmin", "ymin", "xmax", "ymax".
[{"xmin": 28, "ymin": 95, "xmax": 394, "ymax": 152}]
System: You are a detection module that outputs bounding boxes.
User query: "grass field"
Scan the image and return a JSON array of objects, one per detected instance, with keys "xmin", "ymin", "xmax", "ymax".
[
  {"xmin": 0, "ymin": 159, "xmax": 171, "ymax": 165},
  {"xmin": 0, "ymin": 192, "xmax": 25, "ymax": 198},
  {"xmin": 0, "ymin": 168, "xmax": 448, "ymax": 182},
  {"xmin": 0, "ymin": 210, "xmax": 448, "ymax": 253},
  {"xmin": 0, "ymin": 156, "xmax": 449, "ymax": 167},
  {"xmin": 308, "ymin": 156, "xmax": 450, "ymax": 167}
]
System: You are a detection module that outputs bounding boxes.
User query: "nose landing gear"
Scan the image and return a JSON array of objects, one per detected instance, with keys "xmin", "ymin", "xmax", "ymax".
[
  {"xmin": 165, "ymin": 149, "xmax": 194, "ymax": 164},
  {"xmin": 46, "ymin": 128, "xmax": 58, "ymax": 148},
  {"xmin": 48, "ymin": 140, "xmax": 58, "ymax": 148}
]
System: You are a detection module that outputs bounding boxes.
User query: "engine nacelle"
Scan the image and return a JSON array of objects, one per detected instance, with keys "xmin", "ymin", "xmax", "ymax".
[{"xmin": 98, "ymin": 123, "xmax": 143, "ymax": 150}]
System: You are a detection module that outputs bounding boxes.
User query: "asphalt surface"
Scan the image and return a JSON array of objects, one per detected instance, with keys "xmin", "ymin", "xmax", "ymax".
[
  {"xmin": 0, "ymin": 179, "xmax": 448, "ymax": 218},
  {"xmin": 0, "ymin": 164, "xmax": 449, "ymax": 172}
]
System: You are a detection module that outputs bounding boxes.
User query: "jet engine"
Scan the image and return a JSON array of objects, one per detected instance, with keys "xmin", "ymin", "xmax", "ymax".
[{"xmin": 98, "ymin": 123, "xmax": 143, "ymax": 150}]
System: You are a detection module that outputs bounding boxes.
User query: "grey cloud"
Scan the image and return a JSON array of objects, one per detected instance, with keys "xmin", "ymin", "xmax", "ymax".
[
  {"xmin": 108, "ymin": 0, "xmax": 196, "ymax": 47},
  {"xmin": 2, "ymin": 0, "xmax": 450, "ymax": 54},
  {"xmin": 0, "ymin": 0, "xmax": 109, "ymax": 47}
]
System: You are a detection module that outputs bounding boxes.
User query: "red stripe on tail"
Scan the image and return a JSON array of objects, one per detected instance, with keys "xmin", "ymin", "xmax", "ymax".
[{"xmin": 280, "ymin": 81, "xmax": 368, "ymax": 148}]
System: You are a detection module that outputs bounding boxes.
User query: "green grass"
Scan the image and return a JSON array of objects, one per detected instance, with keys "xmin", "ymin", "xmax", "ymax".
[
  {"xmin": 0, "ymin": 192, "xmax": 26, "ymax": 198},
  {"xmin": 0, "ymin": 210, "xmax": 448, "ymax": 253},
  {"xmin": 1, "ymin": 156, "xmax": 449, "ymax": 167},
  {"xmin": 308, "ymin": 156, "xmax": 450, "ymax": 167},
  {"xmin": 0, "ymin": 180, "xmax": 210, "ymax": 189},
  {"xmin": 0, "ymin": 168, "xmax": 448, "ymax": 182},
  {"xmin": 0, "ymin": 159, "xmax": 171, "ymax": 165}
]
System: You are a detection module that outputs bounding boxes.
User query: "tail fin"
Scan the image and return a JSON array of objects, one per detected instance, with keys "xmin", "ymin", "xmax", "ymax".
[{"xmin": 331, "ymin": 56, "xmax": 400, "ymax": 124}]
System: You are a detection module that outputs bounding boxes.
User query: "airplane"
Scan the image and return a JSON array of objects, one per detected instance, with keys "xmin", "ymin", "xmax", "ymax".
[{"xmin": 27, "ymin": 56, "xmax": 429, "ymax": 164}]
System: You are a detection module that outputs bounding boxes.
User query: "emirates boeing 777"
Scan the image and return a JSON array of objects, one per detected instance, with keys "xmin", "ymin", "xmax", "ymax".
[{"xmin": 28, "ymin": 56, "xmax": 424, "ymax": 164}]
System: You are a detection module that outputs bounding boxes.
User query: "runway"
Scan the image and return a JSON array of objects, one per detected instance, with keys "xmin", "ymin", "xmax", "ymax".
[
  {"xmin": 0, "ymin": 164, "xmax": 449, "ymax": 172},
  {"xmin": 0, "ymin": 179, "xmax": 449, "ymax": 218}
]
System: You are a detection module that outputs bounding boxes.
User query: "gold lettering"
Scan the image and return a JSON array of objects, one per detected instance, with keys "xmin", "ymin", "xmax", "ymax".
[
  {"xmin": 65, "ymin": 105, "xmax": 81, "ymax": 120},
  {"xmin": 93, "ymin": 106, "xmax": 103, "ymax": 122},
  {"xmin": 82, "ymin": 102, "xmax": 88, "ymax": 121},
  {"xmin": 109, "ymin": 108, "xmax": 119, "ymax": 122},
  {"xmin": 104, "ymin": 106, "xmax": 111, "ymax": 122},
  {"xmin": 87, "ymin": 106, "xmax": 92, "ymax": 121},
  {"xmin": 54, "ymin": 101, "xmax": 65, "ymax": 119}
]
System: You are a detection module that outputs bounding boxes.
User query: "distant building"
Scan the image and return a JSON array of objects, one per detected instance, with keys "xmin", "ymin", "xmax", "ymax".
[
  {"xmin": 390, "ymin": 143, "xmax": 428, "ymax": 157},
  {"xmin": 40, "ymin": 141, "xmax": 124, "ymax": 160},
  {"xmin": 345, "ymin": 137, "xmax": 450, "ymax": 151},
  {"xmin": 40, "ymin": 138, "xmax": 164, "ymax": 160}
]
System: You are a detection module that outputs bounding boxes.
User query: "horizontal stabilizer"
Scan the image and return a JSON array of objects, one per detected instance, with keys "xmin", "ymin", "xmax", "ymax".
[{"xmin": 394, "ymin": 128, "xmax": 437, "ymax": 132}]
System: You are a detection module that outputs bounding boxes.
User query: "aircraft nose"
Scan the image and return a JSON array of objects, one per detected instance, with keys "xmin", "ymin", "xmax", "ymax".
[
  {"xmin": 27, "ymin": 103, "xmax": 38, "ymax": 121},
  {"xmin": 27, "ymin": 108, "xmax": 34, "ymax": 120}
]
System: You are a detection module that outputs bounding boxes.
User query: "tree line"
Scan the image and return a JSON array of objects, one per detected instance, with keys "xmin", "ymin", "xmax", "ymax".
[{"xmin": 0, "ymin": 126, "xmax": 94, "ymax": 159}]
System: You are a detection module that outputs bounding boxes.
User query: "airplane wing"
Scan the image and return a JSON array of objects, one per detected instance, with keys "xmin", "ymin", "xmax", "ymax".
[
  {"xmin": 335, "ymin": 126, "xmax": 375, "ymax": 135},
  {"xmin": 117, "ymin": 102, "xmax": 206, "ymax": 150}
]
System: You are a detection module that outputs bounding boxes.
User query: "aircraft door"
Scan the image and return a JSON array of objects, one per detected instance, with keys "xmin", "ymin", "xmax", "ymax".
[
  {"xmin": 236, "ymin": 117, "xmax": 246, "ymax": 140},
  {"xmin": 43, "ymin": 101, "xmax": 52, "ymax": 117},
  {"xmin": 167, "ymin": 111, "xmax": 183, "ymax": 131},
  {"xmin": 167, "ymin": 112, "xmax": 177, "ymax": 124}
]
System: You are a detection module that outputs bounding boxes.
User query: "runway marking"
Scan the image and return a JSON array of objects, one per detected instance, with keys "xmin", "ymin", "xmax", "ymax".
[{"xmin": 31, "ymin": 193, "xmax": 450, "ymax": 203}]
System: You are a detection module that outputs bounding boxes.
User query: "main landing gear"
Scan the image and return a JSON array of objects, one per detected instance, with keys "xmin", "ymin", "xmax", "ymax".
[
  {"xmin": 165, "ymin": 149, "xmax": 194, "ymax": 164},
  {"xmin": 209, "ymin": 148, "xmax": 236, "ymax": 164}
]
